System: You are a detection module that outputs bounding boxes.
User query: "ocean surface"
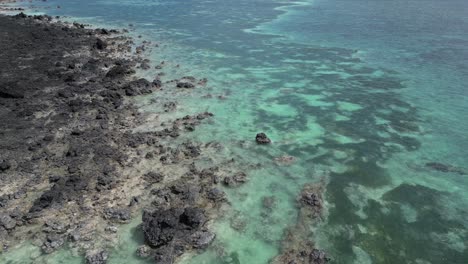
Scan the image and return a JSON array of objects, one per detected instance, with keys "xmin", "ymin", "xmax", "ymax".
[{"xmin": 2, "ymin": 0, "xmax": 468, "ymax": 263}]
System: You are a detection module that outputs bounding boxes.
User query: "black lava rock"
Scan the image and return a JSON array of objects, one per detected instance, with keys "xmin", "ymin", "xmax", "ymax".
[
  {"xmin": 256, "ymin": 133, "xmax": 271, "ymax": 144},
  {"xmin": 95, "ymin": 38, "xmax": 108, "ymax": 50}
]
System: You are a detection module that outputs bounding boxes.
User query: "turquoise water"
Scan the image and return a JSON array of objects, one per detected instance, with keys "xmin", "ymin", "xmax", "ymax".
[{"xmin": 2, "ymin": 0, "xmax": 468, "ymax": 263}]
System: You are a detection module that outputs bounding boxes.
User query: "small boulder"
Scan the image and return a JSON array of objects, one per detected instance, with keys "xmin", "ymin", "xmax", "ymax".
[
  {"xmin": 42, "ymin": 235, "xmax": 64, "ymax": 254},
  {"xmin": 256, "ymin": 133, "xmax": 271, "ymax": 144},
  {"xmin": 310, "ymin": 249, "xmax": 330, "ymax": 264},
  {"xmin": 136, "ymin": 245, "xmax": 151, "ymax": 258}
]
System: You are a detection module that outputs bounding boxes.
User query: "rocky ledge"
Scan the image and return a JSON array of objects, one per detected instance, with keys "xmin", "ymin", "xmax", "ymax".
[{"xmin": 271, "ymin": 180, "xmax": 330, "ymax": 264}]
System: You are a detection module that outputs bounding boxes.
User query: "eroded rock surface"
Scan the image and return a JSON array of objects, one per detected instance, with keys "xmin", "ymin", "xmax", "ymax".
[{"xmin": 271, "ymin": 180, "xmax": 330, "ymax": 264}]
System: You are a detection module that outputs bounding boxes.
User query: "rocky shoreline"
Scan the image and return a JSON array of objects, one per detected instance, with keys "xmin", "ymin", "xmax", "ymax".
[
  {"xmin": 0, "ymin": 11, "xmax": 239, "ymax": 263},
  {"xmin": 0, "ymin": 2, "xmax": 331, "ymax": 264}
]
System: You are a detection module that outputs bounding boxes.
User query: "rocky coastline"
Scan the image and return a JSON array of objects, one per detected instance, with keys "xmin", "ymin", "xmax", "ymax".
[
  {"xmin": 0, "ymin": 10, "xmax": 237, "ymax": 263},
  {"xmin": 0, "ymin": 2, "xmax": 331, "ymax": 264}
]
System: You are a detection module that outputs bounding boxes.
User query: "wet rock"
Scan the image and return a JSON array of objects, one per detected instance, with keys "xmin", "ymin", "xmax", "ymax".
[
  {"xmin": 106, "ymin": 65, "xmax": 135, "ymax": 78},
  {"xmin": 153, "ymin": 246, "xmax": 178, "ymax": 264},
  {"xmin": 179, "ymin": 142, "xmax": 201, "ymax": 158},
  {"xmin": 176, "ymin": 82, "xmax": 195, "ymax": 89},
  {"xmin": 206, "ymin": 188, "xmax": 225, "ymax": 202},
  {"xmin": 136, "ymin": 245, "xmax": 151, "ymax": 258},
  {"xmin": 142, "ymin": 207, "xmax": 206, "ymax": 248},
  {"xmin": 105, "ymin": 226, "xmax": 118, "ymax": 233},
  {"xmin": 86, "ymin": 250, "xmax": 109, "ymax": 264},
  {"xmin": 96, "ymin": 28, "xmax": 109, "ymax": 35},
  {"xmin": 103, "ymin": 207, "xmax": 131, "ymax": 223},
  {"xmin": 140, "ymin": 62, "xmax": 151, "ymax": 70},
  {"xmin": 152, "ymin": 79, "xmax": 162, "ymax": 88},
  {"xmin": 124, "ymin": 78, "xmax": 153, "ymax": 96},
  {"xmin": 256, "ymin": 133, "xmax": 271, "ymax": 144},
  {"xmin": 299, "ymin": 189, "xmax": 323, "ymax": 219},
  {"xmin": 163, "ymin": 102, "xmax": 177, "ymax": 112},
  {"xmin": 69, "ymin": 230, "xmax": 81, "ymax": 242},
  {"xmin": 272, "ymin": 181, "xmax": 328, "ymax": 264},
  {"xmin": 142, "ymin": 208, "xmax": 182, "ymax": 247},
  {"xmin": 180, "ymin": 208, "xmax": 206, "ymax": 228},
  {"xmin": 42, "ymin": 235, "xmax": 64, "ymax": 253},
  {"xmin": 191, "ymin": 231, "xmax": 215, "ymax": 249},
  {"xmin": 300, "ymin": 192, "xmax": 321, "ymax": 208},
  {"xmin": 14, "ymin": 12, "xmax": 28, "ymax": 19},
  {"xmin": 310, "ymin": 249, "xmax": 330, "ymax": 264},
  {"xmin": 223, "ymin": 172, "xmax": 247, "ymax": 187},
  {"xmin": 0, "ymin": 214, "xmax": 16, "ymax": 230}
]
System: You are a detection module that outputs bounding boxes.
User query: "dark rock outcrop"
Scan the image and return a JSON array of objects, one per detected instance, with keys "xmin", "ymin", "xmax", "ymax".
[{"xmin": 256, "ymin": 133, "xmax": 271, "ymax": 144}]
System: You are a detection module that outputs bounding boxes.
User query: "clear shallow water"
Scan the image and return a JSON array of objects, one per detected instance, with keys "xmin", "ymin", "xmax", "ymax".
[{"xmin": 2, "ymin": 0, "xmax": 468, "ymax": 263}]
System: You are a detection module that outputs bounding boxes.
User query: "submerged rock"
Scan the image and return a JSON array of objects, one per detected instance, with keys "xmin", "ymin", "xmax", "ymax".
[
  {"xmin": 206, "ymin": 188, "xmax": 226, "ymax": 202},
  {"xmin": 223, "ymin": 172, "xmax": 247, "ymax": 187},
  {"xmin": 176, "ymin": 82, "xmax": 195, "ymax": 89},
  {"xmin": 272, "ymin": 181, "xmax": 329, "ymax": 264},
  {"xmin": 425, "ymin": 162, "xmax": 465, "ymax": 175},
  {"xmin": 136, "ymin": 245, "xmax": 151, "ymax": 258},
  {"xmin": 256, "ymin": 133, "xmax": 271, "ymax": 144},
  {"xmin": 262, "ymin": 196, "xmax": 276, "ymax": 210},
  {"xmin": 274, "ymin": 155, "xmax": 296, "ymax": 166},
  {"xmin": 85, "ymin": 250, "xmax": 109, "ymax": 264},
  {"xmin": 42, "ymin": 235, "xmax": 64, "ymax": 254}
]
